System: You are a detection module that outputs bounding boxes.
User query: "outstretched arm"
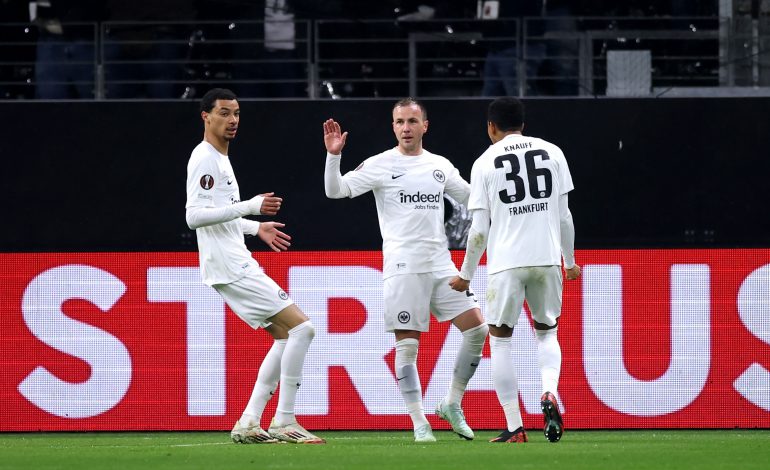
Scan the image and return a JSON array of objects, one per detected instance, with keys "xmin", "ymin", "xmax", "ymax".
[
  {"xmin": 186, "ymin": 193, "xmax": 283, "ymax": 229},
  {"xmin": 186, "ymin": 194, "xmax": 263, "ymax": 229}
]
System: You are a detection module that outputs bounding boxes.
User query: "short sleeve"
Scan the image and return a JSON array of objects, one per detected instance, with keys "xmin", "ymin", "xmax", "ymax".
[{"xmin": 186, "ymin": 153, "xmax": 219, "ymax": 209}]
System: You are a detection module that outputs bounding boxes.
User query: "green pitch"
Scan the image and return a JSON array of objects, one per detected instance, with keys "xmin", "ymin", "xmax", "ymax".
[{"xmin": 1, "ymin": 430, "xmax": 768, "ymax": 470}]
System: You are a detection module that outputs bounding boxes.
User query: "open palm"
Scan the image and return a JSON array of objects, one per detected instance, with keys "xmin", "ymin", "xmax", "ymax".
[{"xmin": 323, "ymin": 119, "xmax": 348, "ymax": 155}]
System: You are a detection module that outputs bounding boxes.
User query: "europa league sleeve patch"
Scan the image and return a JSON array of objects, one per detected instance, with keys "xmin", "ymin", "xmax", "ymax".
[{"xmin": 200, "ymin": 174, "xmax": 215, "ymax": 190}]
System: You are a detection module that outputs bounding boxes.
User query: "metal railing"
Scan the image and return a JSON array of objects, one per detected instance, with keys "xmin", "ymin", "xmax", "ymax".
[
  {"xmin": 314, "ymin": 18, "xmax": 515, "ymax": 98},
  {"xmin": 1, "ymin": 17, "xmax": 768, "ymax": 100},
  {"xmin": 553, "ymin": 17, "xmax": 724, "ymax": 96}
]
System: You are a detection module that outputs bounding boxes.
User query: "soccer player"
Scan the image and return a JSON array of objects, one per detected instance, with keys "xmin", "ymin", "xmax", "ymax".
[
  {"xmin": 323, "ymin": 99, "xmax": 489, "ymax": 442},
  {"xmin": 449, "ymin": 96, "xmax": 581, "ymax": 443},
  {"xmin": 186, "ymin": 88, "xmax": 324, "ymax": 444}
]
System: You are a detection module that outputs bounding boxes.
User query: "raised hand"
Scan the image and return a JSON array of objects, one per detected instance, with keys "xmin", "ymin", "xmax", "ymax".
[
  {"xmin": 258, "ymin": 221, "xmax": 292, "ymax": 252},
  {"xmin": 258, "ymin": 192, "xmax": 283, "ymax": 216},
  {"xmin": 323, "ymin": 119, "xmax": 348, "ymax": 155}
]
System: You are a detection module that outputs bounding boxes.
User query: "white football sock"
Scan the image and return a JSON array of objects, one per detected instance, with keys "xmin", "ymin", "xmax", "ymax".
[
  {"xmin": 446, "ymin": 323, "xmax": 488, "ymax": 406},
  {"xmin": 274, "ymin": 321, "xmax": 315, "ymax": 426},
  {"xmin": 490, "ymin": 335, "xmax": 523, "ymax": 432},
  {"xmin": 395, "ymin": 338, "xmax": 429, "ymax": 428},
  {"xmin": 242, "ymin": 339, "xmax": 286, "ymax": 426},
  {"xmin": 535, "ymin": 328, "xmax": 561, "ymax": 396}
]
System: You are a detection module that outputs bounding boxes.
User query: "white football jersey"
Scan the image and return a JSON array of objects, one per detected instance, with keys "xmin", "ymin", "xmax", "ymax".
[
  {"xmin": 342, "ymin": 148, "xmax": 470, "ymax": 279},
  {"xmin": 468, "ymin": 134, "xmax": 574, "ymax": 274},
  {"xmin": 186, "ymin": 141, "xmax": 259, "ymax": 285}
]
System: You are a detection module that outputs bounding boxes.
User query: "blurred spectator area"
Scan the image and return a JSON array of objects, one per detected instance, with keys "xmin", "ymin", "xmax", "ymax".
[{"xmin": 1, "ymin": 0, "xmax": 769, "ymax": 99}]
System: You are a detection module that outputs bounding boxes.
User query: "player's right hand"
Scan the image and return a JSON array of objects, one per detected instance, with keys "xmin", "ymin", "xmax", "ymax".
[
  {"xmin": 565, "ymin": 264, "xmax": 581, "ymax": 280},
  {"xmin": 448, "ymin": 276, "xmax": 471, "ymax": 292},
  {"xmin": 323, "ymin": 119, "xmax": 348, "ymax": 155},
  {"xmin": 256, "ymin": 192, "xmax": 282, "ymax": 216}
]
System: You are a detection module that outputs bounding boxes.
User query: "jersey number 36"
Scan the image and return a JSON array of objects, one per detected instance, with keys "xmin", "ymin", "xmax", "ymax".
[{"xmin": 493, "ymin": 149, "xmax": 553, "ymax": 203}]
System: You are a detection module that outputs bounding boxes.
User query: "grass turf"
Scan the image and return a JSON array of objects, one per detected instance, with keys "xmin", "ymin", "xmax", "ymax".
[{"xmin": 1, "ymin": 430, "xmax": 768, "ymax": 470}]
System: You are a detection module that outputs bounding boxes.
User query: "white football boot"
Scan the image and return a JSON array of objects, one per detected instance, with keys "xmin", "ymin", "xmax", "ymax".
[
  {"xmin": 231, "ymin": 419, "xmax": 279, "ymax": 444},
  {"xmin": 435, "ymin": 398, "xmax": 474, "ymax": 440},
  {"xmin": 267, "ymin": 418, "xmax": 326, "ymax": 444},
  {"xmin": 413, "ymin": 423, "xmax": 437, "ymax": 443}
]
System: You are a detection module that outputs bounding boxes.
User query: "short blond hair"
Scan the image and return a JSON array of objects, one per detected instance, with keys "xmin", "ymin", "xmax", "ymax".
[{"xmin": 393, "ymin": 97, "xmax": 427, "ymax": 120}]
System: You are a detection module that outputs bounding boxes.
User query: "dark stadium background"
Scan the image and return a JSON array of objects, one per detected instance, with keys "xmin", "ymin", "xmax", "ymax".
[{"xmin": 5, "ymin": 97, "xmax": 769, "ymax": 252}]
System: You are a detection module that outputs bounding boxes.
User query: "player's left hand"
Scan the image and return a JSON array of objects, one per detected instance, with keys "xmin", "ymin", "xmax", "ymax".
[
  {"xmin": 258, "ymin": 222, "xmax": 292, "ymax": 252},
  {"xmin": 449, "ymin": 276, "xmax": 470, "ymax": 292}
]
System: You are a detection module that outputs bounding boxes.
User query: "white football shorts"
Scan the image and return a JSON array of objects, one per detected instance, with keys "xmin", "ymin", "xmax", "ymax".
[
  {"xmin": 213, "ymin": 268, "xmax": 294, "ymax": 329},
  {"xmin": 487, "ymin": 265, "xmax": 563, "ymax": 328},
  {"xmin": 383, "ymin": 269, "xmax": 479, "ymax": 332}
]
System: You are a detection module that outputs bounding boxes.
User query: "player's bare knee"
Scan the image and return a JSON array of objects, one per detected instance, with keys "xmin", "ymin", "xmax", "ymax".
[
  {"xmin": 265, "ymin": 324, "xmax": 289, "ymax": 340},
  {"xmin": 489, "ymin": 324, "xmax": 513, "ymax": 338},
  {"xmin": 271, "ymin": 304, "xmax": 311, "ymax": 331},
  {"xmin": 533, "ymin": 319, "xmax": 558, "ymax": 331},
  {"xmin": 454, "ymin": 307, "xmax": 484, "ymax": 330},
  {"xmin": 394, "ymin": 329, "xmax": 420, "ymax": 342}
]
